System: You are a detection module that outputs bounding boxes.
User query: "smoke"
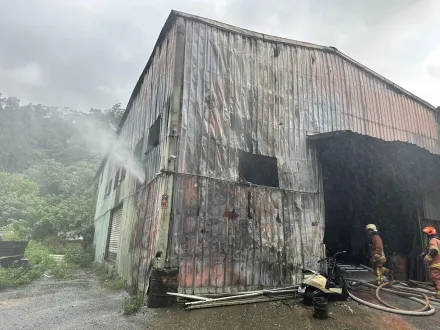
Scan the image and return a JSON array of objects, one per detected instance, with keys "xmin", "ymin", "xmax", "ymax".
[
  {"xmin": 72, "ymin": 115, "xmax": 146, "ymax": 183},
  {"xmin": 424, "ymin": 46, "xmax": 440, "ymax": 79}
]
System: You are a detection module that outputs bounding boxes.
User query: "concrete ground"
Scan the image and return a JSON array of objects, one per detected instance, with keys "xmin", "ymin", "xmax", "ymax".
[{"xmin": 0, "ymin": 270, "xmax": 438, "ymax": 330}]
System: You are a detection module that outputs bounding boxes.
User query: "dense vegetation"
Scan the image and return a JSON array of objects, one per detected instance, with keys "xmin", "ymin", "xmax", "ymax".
[{"xmin": 0, "ymin": 92, "xmax": 124, "ymax": 249}]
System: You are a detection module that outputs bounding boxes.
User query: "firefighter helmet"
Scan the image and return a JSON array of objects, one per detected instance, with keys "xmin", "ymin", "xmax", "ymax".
[
  {"xmin": 365, "ymin": 224, "xmax": 377, "ymax": 232},
  {"xmin": 423, "ymin": 226, "xmax": 437, "ymax": 236}
]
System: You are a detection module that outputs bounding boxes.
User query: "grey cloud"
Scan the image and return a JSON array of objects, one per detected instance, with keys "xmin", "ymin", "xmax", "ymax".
[{"xmin": 0, "ymin": 0, "xmax": 439, "ymax": 110}]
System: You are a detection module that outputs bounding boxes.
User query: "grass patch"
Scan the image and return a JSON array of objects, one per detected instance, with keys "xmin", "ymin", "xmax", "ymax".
[
  {"xmin": 123, "ymin": 294, "xmax": 144, "ymax": 315},
  {"xmin": 103, "ymin": 277, "xmax": 125, "ymax": 290},
  {"xmin": 91, "ymin": 263, "xmax": 125, "ymax": 290},
  {"xmin": 64, "ymin": 246, "xmax": 93, "ymax": 268},
  {"xmin": 50, "ymin": 262, "xmax": 75, "ymax": 280},
  {"xmin": 0, "ymin": 265, "xmax": 42, "ymax": 290},
  {"xmin": 0, "ymin": 240, "xmax": 80, "ymax": 290}
]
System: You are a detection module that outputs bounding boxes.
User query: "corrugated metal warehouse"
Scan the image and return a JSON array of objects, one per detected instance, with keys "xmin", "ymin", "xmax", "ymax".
[{"xmin": 94, "ymin": 10, "xmax": 440, "ymax": 294}]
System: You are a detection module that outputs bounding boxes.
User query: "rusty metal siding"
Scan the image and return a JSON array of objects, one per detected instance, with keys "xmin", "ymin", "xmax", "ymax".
[
  {"xmin": 168, "ymin": 17, "xmax": 439, "ymax": 293},
  {"xmin": 338, "ymin": 60, "xmax": 439, "ymax": 152},
  {"xmin": 93, "ymin": 22, "xmax": 178, "ymax": 289},
  {"xmin": 169, "ymin": 19, "xmax": 326, "ymax": 293},
  {"xmin": 129, "ymin": 177, "xmax": 165, "ymax": 292},
  {"xmin": 169, "ymin": 176, "xmax": 324, "ymax": 294},
  {"xmin": 170, "ymin": 13, "xmax": 439, "ymax": 155}
]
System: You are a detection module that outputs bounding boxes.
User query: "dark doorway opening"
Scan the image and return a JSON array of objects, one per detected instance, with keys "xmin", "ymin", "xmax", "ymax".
[{"xmin": 314, "ymin": 132, "xmax": 440, "ymax": 280}]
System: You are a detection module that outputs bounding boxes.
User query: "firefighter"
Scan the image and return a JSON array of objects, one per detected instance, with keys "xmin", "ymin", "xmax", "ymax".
[
  {"xmin": 421, "ymin": 226, "xmax": 440, "ymax": 298},
  {"xmin": 365, "ymin": 224, "xmax": 388, "ymax": 285}
]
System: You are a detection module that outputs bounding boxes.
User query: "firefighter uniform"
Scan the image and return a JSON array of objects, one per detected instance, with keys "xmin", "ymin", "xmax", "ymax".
[
  {"xmin": 366, "ymin": 224, "xmax": 388, "ymax": 285},
  {"xmin": 422, "ymin": 227, "xmax": 440, "ymax": 298}
]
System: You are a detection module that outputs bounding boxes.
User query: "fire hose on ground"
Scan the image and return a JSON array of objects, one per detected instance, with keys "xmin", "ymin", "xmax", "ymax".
[{"xmin": 346, "ymin": 279, "xmax": 436, "ymax": 316}]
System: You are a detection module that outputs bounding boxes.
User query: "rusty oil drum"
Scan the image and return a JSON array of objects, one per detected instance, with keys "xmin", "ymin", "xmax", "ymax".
[{"xmin": 147, "ymin": 268, "xmax": 179, "ymax": 308}]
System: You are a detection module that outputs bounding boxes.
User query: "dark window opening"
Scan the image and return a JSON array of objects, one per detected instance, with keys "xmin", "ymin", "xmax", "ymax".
[
  {"xmin": 105, "ymin": 179, "xmax": 112, "ymax": 197},
  {"xmin": 238, "ymin": 151, "xmax": 279, "ymax": 187},
  {"xmin": 120, "ymin": 168, "xmax": 126, "ymax": 182},
  {"xmin": 146, "ymin": 116, "xmax": 161, "ymax": 153},
  {"xmin": 114, "ymin": 170, "xmax": 120, "ymax": 189},
  {"xmin": 134, "ymin": 137, "xmax": 144, "ymax": 162}
]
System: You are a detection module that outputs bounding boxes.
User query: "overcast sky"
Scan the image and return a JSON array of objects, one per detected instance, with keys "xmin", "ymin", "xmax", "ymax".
[{"xmin": 1, "ymin": 0, "xmax": 439, "ymax": 110}]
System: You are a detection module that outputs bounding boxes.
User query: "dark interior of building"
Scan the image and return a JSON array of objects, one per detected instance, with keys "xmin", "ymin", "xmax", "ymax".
[{"xmin": 314, "ymin": 132, "xmax": 440, "ymax": 280}]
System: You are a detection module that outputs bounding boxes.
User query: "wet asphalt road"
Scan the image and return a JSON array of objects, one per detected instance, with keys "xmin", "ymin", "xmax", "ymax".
[{"xmin": 0, "ymin": 270, "xmax": 437, "ymax": 330}]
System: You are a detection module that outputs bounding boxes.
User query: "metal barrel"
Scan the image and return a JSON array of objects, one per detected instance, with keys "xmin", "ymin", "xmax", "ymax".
[{"xmin": 147, "ymin": 268, "xmax": 179, "ymax": 308}]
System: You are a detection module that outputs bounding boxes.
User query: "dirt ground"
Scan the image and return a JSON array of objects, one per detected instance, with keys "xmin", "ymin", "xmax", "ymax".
[{"xmin": 0, "ymin": 271, "xmax": 438, "ymax": 330}]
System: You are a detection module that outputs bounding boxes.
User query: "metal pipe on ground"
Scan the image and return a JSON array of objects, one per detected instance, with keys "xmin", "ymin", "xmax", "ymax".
[
  {"xmin": 184, "ymin": 288, "xmax": 299, "ymax": 307},
  {"xmin": 200, "ymin": 286, "xmax": 299, "ymax": 298},
  {"xmin": 408, "ymin": 280, "xmax": 435, "ymax": 292},
  {"xmin": 410, "ymin": 280, "xmax": 434, "ymax": 287},
  {"xmin": 184, "ymin": 292, "xmax": 264, "ymax": 306},
  {"xmin": 166, "ymin": 293, "xmax": 210, "ymax": 301},
  {"xmin": 185, "ymin": 295, "xmax": 297, "ymax": 311},
  {"xmin": 263, "ymin": 289, "xmax": 299, "ymax": 295},
  {"xmin": 358, "ymin": 265, "xmax": 374, "ymax": 273},
  {"xmin": 201, "ymin": 291, "xmax": 263, "ymax": 298}
]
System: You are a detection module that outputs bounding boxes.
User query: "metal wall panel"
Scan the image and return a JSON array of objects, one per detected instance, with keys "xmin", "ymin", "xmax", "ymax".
[
  {"xmin": 94, "ymin": 213, "xmax": 110, "ymax": 263},
  {"xmin": 171, "ymin": 17, "xmax": 439, "ymax": 293},
  {"xmin": 129, "ymin": 177, "xmax": 164, "ymax": 292},
  {"xmin": 93, "ymin": 22, "xmax": 178, "ymax": 288},
  {"xmin": 169, "ymin": 175, "xmax": 324, "ymax": 293},
  {"xmin": 170, "ymin": 19, "xmax": 327, "ymax": 293}
]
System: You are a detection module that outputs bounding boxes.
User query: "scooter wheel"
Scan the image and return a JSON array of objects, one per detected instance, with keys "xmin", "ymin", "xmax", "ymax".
[{"xmin": 303, "ymin": 287, "xmax": 325, "ymax": 306}]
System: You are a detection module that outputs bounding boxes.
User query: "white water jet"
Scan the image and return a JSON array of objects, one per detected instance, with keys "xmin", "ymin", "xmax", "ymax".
[{"xmin": 72, "ymin": 116, "xmax": 145, "ymax": 184}]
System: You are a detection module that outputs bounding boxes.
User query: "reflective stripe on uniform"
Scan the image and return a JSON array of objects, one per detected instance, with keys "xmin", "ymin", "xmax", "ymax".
[
  {"xmin": 424, "ymin": 255, "xmax": 433, "ymax": 262},
  {"xmin": 428, "ymin": 263, "xmax": 440, "ymax": 269}
]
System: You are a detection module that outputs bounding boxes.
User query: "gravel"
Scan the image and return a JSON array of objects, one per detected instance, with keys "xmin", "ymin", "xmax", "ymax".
[{"xmin": 1, "ymin": 270, "xmax": 434, "ymax": 330}]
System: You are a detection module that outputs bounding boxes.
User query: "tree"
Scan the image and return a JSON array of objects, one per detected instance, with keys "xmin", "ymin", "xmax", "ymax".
[
  {"xmin": 24, "ymin": 160, "xmax": 96, "ymax": 197},
  {"xmin": 0, "ymin": 93, "xmax": 119, "ymax": 246},
  {"xmin": 0, "ymin": 172, "xmax": 48, "ymax": 228}
]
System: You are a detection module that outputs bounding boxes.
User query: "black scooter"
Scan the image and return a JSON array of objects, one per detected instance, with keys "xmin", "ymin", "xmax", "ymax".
[{"xmin": 299, "ymin": 251, "xmax": 349, "ymax": 306}]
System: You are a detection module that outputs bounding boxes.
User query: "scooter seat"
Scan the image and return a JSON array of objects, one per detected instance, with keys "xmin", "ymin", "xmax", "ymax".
[{"xmin": 325, "ymin": 280, "xmax": 336, "ymax": 290}]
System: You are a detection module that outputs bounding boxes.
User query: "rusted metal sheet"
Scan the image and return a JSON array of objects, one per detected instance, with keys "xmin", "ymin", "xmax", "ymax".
[
  {"xmin": 168, "ymin": 176, "xmax": 324, "ymax": 293},
  {"xmin": 170, "ymin": 15, "xmax": 438, "ymax": 293},
  {"xmin": 173, "ymin": 13, "xmax": 439, "ymax": 157},
  {"xmin": 130, "ymin": 177, "xmax": 164, "ymax": 292}
]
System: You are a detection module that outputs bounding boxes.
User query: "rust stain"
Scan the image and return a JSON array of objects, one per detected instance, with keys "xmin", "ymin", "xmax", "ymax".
[{"xmin": 223, "ymin": 209, "xmax": 239, "ymax": 220}]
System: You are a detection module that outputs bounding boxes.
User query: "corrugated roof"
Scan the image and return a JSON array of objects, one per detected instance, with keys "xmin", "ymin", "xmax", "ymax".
[{"xmin": 96, "ymin": 10, "xmax": 437, "ymax": 178}]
